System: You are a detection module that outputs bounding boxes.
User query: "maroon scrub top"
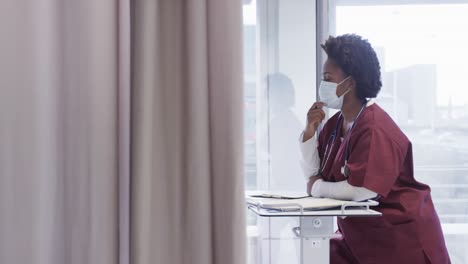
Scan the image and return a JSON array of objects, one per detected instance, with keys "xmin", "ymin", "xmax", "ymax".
[{"xmin": 317, "ymin": 103, "xmax": 450, "ymax": 264}]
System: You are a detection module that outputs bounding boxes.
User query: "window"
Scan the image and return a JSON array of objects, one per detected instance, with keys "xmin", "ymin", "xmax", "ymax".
[
  {"xmin": 244, "ymin": 1, "xmax": 468, "ymax": 263},
  {"xmin": 243, "ymin": 1, "xmax": 317, "ymax": 263},
  {"xmin": 243, "ymin": 0, "xmax": 317, "ymax": 193},
  {"xmin": 327, "ymin": 1, "xmax": 468, "ymax": 262}
]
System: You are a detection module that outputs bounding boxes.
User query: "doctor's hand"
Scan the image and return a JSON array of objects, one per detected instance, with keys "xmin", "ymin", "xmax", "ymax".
[
  {"xmin": 303, "ymin": 102, "xmax": 326, "ymax": 142},
  {"xmin": 307, "ymin": 175, "xmax": 322, "ymax": 196}
]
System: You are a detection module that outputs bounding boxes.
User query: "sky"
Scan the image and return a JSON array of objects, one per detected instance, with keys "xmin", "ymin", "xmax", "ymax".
[
  {"xmin": 243, "ymin": 2, "xmax": 468, "ymax": 106},
  {"xmin": 336, "ymin": 4, "xmax": 468, "ymax": 106}
]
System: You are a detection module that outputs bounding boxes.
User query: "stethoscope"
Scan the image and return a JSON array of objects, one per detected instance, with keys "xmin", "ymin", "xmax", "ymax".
[{"xmin": 319, "ymin": 102, "xmax": 367, "ymax": 177}]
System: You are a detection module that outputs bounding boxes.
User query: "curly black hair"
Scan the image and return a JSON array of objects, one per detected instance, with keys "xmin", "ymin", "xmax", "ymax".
[{"xmin": 321, "ymin": 34, "xmax": 382, "ymax": 101}]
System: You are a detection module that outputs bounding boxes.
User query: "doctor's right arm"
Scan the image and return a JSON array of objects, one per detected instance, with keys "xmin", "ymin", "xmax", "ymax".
[
  {"xmin": 303, "ymin": 102, "xmax": 326, "ymax": 142},
  {"xmin": 299, "ymin": 102, "xmax": 326, "ymax": 179},
  {"xmin": 299, "ymin": 131, "xmax": 320, "ymax": 180},
  {"xmin": 299, "ymin": 102, "xmax": 326, "ymax": 194}
]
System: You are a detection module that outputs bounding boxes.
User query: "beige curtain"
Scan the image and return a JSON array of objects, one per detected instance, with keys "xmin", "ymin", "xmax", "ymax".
[
  {"xmin": 0, "ymin": 0, "xmax": 130, "ymax": 263},
  {"xmin": 0, "ymin": 0, "xmax": 245, "ymax": 263},
  {"xmin": 130, "ymin": 1, "xmax": 246, "ymax": 264}
]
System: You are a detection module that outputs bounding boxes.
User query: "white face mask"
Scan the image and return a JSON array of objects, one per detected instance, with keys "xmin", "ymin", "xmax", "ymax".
[{"xmin": 318, "ymin": 76, "xmax": 351, "ymax": 109}]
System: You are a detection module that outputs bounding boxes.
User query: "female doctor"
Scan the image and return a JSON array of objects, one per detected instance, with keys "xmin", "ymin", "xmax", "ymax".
[{"xmin": 299, "ymin": 34, "xmax": 450, "ymax": 264}]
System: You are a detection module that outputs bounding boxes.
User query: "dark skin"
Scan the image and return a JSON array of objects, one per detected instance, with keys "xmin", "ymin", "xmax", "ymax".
[{"xmin": 304, "ymin": 58, "xmax": 365, "ymax": 195}]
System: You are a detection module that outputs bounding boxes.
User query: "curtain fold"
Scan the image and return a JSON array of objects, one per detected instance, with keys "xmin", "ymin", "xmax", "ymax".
[
  {"xmin": 0, "ymin": 0, "xmax": 125, "ymax": 263},
  {"xmin": 206, "ymin": 1, "xmax": 246, "ymax": 262},
  {"xmin": 130, "ymin": 1, "xmax": 246, "ymax": 264},
  {"xmin": 118, "ymin": 0, "xmax": 132, "ymax": 264}
]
